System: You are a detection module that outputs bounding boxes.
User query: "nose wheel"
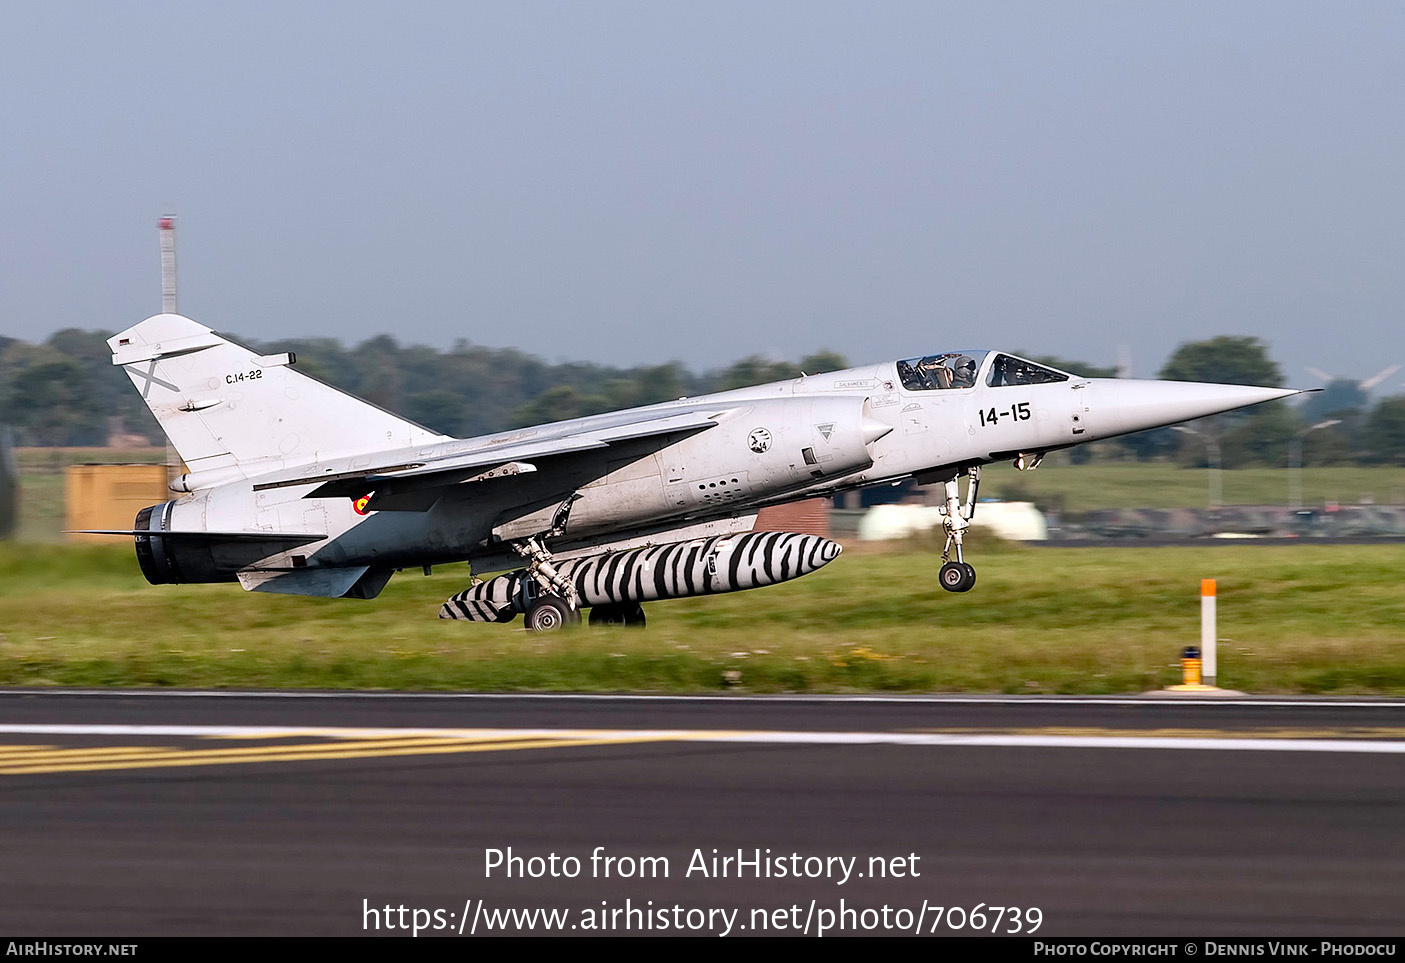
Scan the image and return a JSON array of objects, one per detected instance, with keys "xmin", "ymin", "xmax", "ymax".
[{"xmin": 939, "ymin": 561, "xmax": 976, "ymax": 593}]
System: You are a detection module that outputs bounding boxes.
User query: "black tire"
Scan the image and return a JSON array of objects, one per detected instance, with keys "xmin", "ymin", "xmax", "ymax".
[
  {"xmin": 939, "ymin": 561, "xmax": 967, "ymax": 593},
  {"xmin": 524, "ymin": 595, "xmax": 580, "ymax": 632},
  {"xmin": 588, "ymin": 602, "xmax": 647, "ymax": 628},
  {"xmin": 960, "ymin": 562, "xmax": 977, "ymax": 591}
]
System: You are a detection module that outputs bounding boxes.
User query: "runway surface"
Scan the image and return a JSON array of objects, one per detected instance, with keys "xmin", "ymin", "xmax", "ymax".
[{"xmin": 1, "ymin": 690, "xmax": 1402, "ymax": 937}]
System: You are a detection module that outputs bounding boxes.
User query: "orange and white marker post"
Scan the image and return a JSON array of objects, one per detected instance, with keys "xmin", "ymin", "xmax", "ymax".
[
  {"xmin": 1201, "ymin": 579, "xmax": 1217, "ymax": 687},
  {"xmin": 1166, "ymin": 578, "xmax": 1236, "ymax": 694}
]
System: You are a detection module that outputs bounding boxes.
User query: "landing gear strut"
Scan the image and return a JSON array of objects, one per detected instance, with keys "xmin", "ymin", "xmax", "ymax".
[
  {"xmin": 513, "ymin": 534, "xmax": 581, "ymax": 631},
  {"xmin": 938, "ymin": 467, "xmax": 980, "ymax": 593}
]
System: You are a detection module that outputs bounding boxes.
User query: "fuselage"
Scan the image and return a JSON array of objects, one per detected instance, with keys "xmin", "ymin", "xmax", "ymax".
[{"xmin": 145, "ymin": 349, "xmax": 1297, "ymax": 588}]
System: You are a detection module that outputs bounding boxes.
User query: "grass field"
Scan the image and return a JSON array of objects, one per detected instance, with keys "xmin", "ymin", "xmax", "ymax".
[
  {"xmin": 0, "ymin": 540, "xmax": 1401, "ymax": 695},
  {"xmin": 12, "ymin": 448, "xmax": 164, "ymax": 543},
  {"xmin": 11, "ymin": 451, "xmax": 1405, "ymax": 541},
  {"xmin": 981, "ymin": 460, "xmax": 1405, "ymax": 513}
]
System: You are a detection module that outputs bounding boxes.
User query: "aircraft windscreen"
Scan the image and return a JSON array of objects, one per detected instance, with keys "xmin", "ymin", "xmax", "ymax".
[
  {"xmin": 896, "ymin": 352, "xmax": 986, "ymax": 391},
  {"xmin": 985, "ymin": 354, "xmax": 1070, "ymax": 387}
]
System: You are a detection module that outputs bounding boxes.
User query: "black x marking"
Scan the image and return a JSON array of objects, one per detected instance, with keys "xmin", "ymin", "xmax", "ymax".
[{"xmin": 129, "ymin": 360, "xmax": 179, "ymax": 399}]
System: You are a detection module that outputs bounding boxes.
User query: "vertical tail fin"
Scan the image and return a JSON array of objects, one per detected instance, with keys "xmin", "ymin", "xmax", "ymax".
[{"xmin": 109, "ymin": 314, "xmax": 446, "ymax": 480}]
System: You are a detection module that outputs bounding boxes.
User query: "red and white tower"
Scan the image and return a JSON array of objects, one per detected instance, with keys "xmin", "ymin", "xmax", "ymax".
[
  {"xmin": 158, "ymin": 216, "xmax": 177, "ymax": 314},
  {"xmin": 157, "ymin": 216, "xmax": 183, "ymax": 481}
]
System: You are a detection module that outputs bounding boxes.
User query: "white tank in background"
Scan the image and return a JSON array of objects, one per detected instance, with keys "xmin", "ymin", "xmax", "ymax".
[{"xmin": 858, "ymin": 502, "xmax": 1047, "ymax": 542}]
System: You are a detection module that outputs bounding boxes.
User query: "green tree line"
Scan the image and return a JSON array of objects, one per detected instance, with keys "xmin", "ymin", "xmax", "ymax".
[
  {"xmin": 0, "ymin": 328, "xmax": 848, "ymax": 447},
  {"xmin": 3, "ymin": 328, "xmax": 1404, "ymax": 465}
]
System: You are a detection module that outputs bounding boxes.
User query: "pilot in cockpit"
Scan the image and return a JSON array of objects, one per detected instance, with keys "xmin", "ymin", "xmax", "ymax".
[
  {"xmin": 950, "ymin": 354, "xmax": 977, "ymax": 388},
  {"xmin": 915, "ymin": 356, "xmax": 952, "ymax": 389},
  {"xmin": 916, "ymin": 353, "xmax": 978, "ymax": 390}
]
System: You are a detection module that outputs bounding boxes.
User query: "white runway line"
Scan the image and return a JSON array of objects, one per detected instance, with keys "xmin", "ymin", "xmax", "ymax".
[
  {"xmin": 2, "ymin": 689, "xmax": 1404, "ymax": 708},
  {"xmin": 0, "ymin": 724, "xmax": 1403, "ymax": 754}
]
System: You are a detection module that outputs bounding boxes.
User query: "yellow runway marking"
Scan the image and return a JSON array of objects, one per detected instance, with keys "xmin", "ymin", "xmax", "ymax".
[
  {"xmin": 197, "ymin": 729, "xmax": 591, "ymax": 742},
  {"xmin": 0, "ymin": 733, "xmax": 683, "ymax": 776},
  {"xmin": 0, "ymin": 744, "xmax": 189, "ymax": 763},
  {"xmin": 8, "ymin": 723, "xmax": 1404, "ymax": 775}
]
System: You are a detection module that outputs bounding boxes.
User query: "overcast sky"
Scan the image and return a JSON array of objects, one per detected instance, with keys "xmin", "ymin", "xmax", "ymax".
[{"xmin": 2, "ymin": 2, "xmax": 1402, "ymax": 384}]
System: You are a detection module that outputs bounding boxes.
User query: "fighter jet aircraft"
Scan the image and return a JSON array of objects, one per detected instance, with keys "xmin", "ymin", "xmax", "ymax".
[{"xmin": 96, "ymin": 314, "xmax": 1300, "ymax": 630}]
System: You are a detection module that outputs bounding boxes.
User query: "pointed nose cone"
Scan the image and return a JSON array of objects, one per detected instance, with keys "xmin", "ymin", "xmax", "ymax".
[{"xmin": 1084, "ymin": 380, "xmax": 1303, "ymax": 439}]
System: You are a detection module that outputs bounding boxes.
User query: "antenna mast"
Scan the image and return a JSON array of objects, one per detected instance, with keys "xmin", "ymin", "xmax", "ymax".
[
  {"xmin": 157, "ymin": 216, "xmax": 182, "ymax": 485},
  {"xmin": 158, "ymin": 216, "xmax": 177, "ymax": 314}
]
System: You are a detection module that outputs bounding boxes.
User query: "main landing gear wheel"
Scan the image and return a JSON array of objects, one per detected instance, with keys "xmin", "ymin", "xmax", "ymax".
[
  {"xmin": 588, "ymin": 602, "xmax": 647, "ymax": 628},
  {"xmin": 939, "ymin": 561, "xmax": 976, "ymax": 593},
  {"xmin": 524, "ymin": 595, "xmax": 580, "ymax": 632}
]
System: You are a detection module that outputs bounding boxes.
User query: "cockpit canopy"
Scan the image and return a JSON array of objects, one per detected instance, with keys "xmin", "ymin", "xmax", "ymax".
[
  {"xmin": 897, "ymin": 351, "xmax": 1072, "ymax": 391},
  {"xmin": 897, "ymin": 352, "xmax": 986, "ymax": 391},
  {"xmin": 985, "ymin": 353, "xmax": 1071, "ymax": 387}
]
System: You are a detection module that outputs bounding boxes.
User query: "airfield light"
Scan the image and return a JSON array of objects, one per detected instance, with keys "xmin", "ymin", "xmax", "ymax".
[{"xmin": 1180, "ymin": 646, "xmax": 1202, "ymax": 687}]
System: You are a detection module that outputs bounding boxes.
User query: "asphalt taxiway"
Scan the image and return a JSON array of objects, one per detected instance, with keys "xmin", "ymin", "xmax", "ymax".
[{"xmin": 0, "ymin": 690, "xmax": 1402, "ymax": 936}]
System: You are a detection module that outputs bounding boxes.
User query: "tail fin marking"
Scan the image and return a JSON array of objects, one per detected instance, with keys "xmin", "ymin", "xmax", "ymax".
[{"xmin": 109, "ymin": 314, "xmax": 446, "ymax": 480}]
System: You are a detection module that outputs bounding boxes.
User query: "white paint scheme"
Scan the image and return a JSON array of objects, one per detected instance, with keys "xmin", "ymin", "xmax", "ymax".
[{"xmin": 105, "ymin": 314, "xmax": 1301, "ymax": 612}]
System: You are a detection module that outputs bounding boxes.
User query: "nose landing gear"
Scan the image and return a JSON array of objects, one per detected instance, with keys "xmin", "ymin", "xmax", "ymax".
[
  {"xmin": 938, "ymin": 467, "xmax": 980, "ymax": 593},
  {"xmin": 939, "ymin": 560, "xmax": 976, "ymax": 593}
]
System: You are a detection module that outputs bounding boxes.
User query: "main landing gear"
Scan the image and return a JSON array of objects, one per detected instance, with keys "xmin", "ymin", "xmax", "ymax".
[
  {"xmin": 509, "ymin": 521, "xmax": 647, "ymax": 631},
  {"xmin": 588, "ymin": 602, "xmax": 647, "ymax": 628},
  {"xmin": 512, "ymin": 541, "xmax": 647, "ymax": 630},
  {"xmin": 513, "ymin": 535, "xmax": 581, "ymax": 632},
  {"xmin": 938, "ymin": 467, "xmax": 980, "ymax": 593}
]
